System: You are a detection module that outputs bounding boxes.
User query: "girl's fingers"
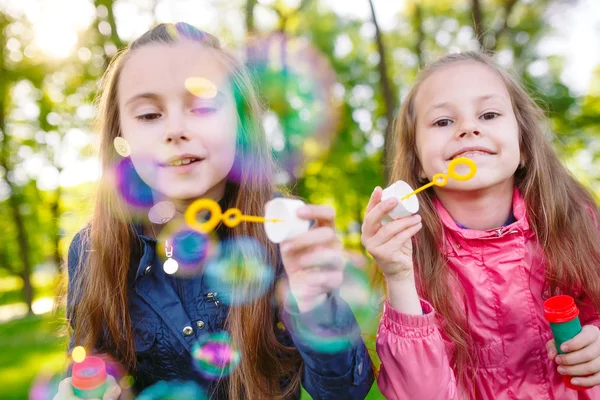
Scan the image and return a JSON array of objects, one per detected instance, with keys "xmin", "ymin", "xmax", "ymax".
[
  {"xmin": 557, "ymin": 357, "xmax": 600, "ymax": 378},
  {"xmin": 102, "ymin": 375, "xmax": 122, "ymax": 400},
  {"xmin": 561, "ymin": 325, "xmax": 599, "ymax": 353},
  {"xmin": 291, "ymin": 266, "xmax": 344, "ymax": 290},
  {"xmin": 569, "ymin": 370, "xmax": 600, "ymax": 387},
  {"xmin": 296, "ymin": 248, "xmax": 345, "ymax": 271},
  {"xmin": 280, "ymin": 227, "xmax": 339, "ymax": 254},
  {"xmin": 546, "ymin": 339, "xmax": 558, "ymax": 360},
  {"xmin": 370, "ymin": 222, "xmax": 422, "ymax": 258},
  {"xmin": 369, "ymin": 215, "xmax": 421, "ymax": 248},
  {"xmin": 362, "ymin": 198, "xmax": 400, "ymax": 237},
  {"xmin": 556, "ymin": 342, "xmax": 600, "ymax": 366},
  {"xmin": 53, "ymin": 378, "xmax": 74, "ymax": 400},
  {"xmin": 296, "ymin": 205, "xmax": 335, "ymax": 227},
  {"xmin": 365, "ymin": 187, "xmax": 383, "ymax": 214}
]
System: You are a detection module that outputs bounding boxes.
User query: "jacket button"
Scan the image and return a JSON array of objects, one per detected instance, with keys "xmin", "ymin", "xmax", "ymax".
[
  {"xmin": 144, "ymin": 265, "xmax": 151, "ymax": 274},
  {"xmin": 196, "ymin": 320, "xmax": 205, "ymax": 330},
  {"xmin": 182, "ymin": 326, "xmax": 194, "ymax": 336}
]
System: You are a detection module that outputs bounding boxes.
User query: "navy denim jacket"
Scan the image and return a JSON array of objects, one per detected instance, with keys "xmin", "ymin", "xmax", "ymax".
[{"xmin": 67, "ymin": 223, "xmax": 374, "ymax": 399}]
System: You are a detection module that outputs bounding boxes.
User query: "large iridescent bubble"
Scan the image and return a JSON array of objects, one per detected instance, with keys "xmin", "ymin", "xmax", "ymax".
[
  {"xmin": 203, "ymin": 236, "xmax": 274, "ymax": 305},
  {"xmin": 115, "ymin": 157, "xmax": 154, "ymax": 209},
  {"xmin": 246, "ymin": 33, "xmax": 340, "ymax": 179}
]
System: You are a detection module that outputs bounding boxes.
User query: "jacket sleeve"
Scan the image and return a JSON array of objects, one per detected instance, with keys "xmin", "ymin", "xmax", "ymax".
[
  {"xmin": 377, "ymin": 299, "xmax": 459, "ymax": 400},
  {"xmin": 280, "ymin": 291, "xmax": 374, "ymax": 400}
]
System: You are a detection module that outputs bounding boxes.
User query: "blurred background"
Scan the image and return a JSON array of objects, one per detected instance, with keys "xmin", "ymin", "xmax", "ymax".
[{"xmin": 0, "ymin": 0, "xmax": 598, "ymax": 398}]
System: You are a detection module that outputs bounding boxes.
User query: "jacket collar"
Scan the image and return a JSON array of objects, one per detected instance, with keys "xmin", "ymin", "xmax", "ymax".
[{"xmin": 434, "ymin": 187, "xmax": 530, "ymax": 240}]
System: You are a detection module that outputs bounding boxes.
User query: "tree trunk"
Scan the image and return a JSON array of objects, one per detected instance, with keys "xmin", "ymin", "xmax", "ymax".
[
  {"xmin": 413, "ymin": 2, "xmax": 425, "ymax": 69},
  {"xmin": 472, "ymin": 0, "xmax": 485, "ymax": 49},
  {"xmin": 0, "ymin": 12, "xmax": 34, "ymax": 314},
  {"xmin": 368, "ymin": 0, "xmax": 397, "ymax": 183},
  {"xmin": 98, "ymin": 0, "xmax": 123, "ymax": 49},
  {"xmin": 51, "ymin": 181, "xmax": 63, "ymax": 269},
  {"xmin": 491, "ymin": 0, "xmax": 519, "ymax": 51},
  {"xmin": 246, "ymin": 0, "xmax": 257, "ymax": 35},
  {"xmin": 7, "ymin": 194, "xmax": 34, "ymax": 314}
]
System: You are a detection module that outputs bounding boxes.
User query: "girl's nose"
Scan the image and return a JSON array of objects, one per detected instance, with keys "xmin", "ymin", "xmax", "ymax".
[
  {"xmin": 164, "ymin": 114, "xmax": 188, "ymax": 143},
  {"xmin": 457, "ymin": 120, "xmax": 481, "ymax": 138},
  {"xmin": 459, "ymin": 129, "xmax": 480, "ymax": 138}
]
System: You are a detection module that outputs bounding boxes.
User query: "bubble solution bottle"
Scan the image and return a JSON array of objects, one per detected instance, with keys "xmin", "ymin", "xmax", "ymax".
[
  {"xmin": 544, "ymin": 295, "xmax": 588, "ymax": 391},
  {"xmin": 72, "ymin": 356, "xmax": 107, "ymax": 398}
]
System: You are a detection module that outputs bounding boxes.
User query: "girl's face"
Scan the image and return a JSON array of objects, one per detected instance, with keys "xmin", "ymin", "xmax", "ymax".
[
  {"xmin": 118, "ymin": 41, "xmax": 237, "ymax": 202},
  {"xmin": 414, "ymin": 61, "xmax": 520, "ymax": 192}
]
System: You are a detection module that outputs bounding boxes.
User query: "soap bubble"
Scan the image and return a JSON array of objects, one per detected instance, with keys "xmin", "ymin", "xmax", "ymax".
[
  {"xmin": 203, "ymin": 236, "xmax": 275, "ymax": 305},
  {"xmin": 192, "ymin": 331, "xmax": 241, "ymax": 380}
]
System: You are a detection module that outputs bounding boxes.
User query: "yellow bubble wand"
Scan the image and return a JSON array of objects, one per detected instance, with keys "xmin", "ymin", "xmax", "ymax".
[
  {"xmin": 400, "ymin": 157, "xmax": 477, "ymax": 200},
  {"xmin": 185, "ymin": 199, "xmax": 283, "ymax": 234}
]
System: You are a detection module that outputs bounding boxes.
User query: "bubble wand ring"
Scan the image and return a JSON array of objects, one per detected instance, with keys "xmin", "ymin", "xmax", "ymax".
[
  {"xmin": 185, "ymin": 198, "xmax": 282, "ymax": 233},
  {"xmin": 401, "ymin": 157, "xmax": 477, "ymax": 200},
  {"xmin": 185, "ymin": 199, "xmax": 223, "ymax": 233},
  {"xmin": 447, "ymin": 157, "xmax": 477, "ymax": 181}
]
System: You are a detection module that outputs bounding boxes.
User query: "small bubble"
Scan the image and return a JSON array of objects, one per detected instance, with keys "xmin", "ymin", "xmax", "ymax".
[
  {"xmin": 113, "ymin": 137, "xmax": 131, "ymax": 157},
  {"xmin": 148, "ymin": 201, "xmax": 176, "ymax": 224},
  {"xmin": 119, "ymin": 375, "xmax": 135, "ymax": 390}
]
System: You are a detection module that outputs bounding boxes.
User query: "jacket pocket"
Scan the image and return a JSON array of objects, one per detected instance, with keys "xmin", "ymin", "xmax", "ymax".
[
  {"xmin": 133, "ymin": 322, "xmax": 157, "ymax": 353},
  {"xmin": 476, "ymin": 340, "xmax": 506, "ymax": 368}
]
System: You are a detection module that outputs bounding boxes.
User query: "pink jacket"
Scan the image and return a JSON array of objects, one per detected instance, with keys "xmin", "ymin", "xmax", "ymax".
[{"xmin": 377, "ymin": 190, "xmax": 600, "ymax": 399}]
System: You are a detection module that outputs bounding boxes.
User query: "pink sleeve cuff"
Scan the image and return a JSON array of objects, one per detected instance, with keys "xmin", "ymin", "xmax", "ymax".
[{"xmin": 381, "ymin": 299, "xmax": 438, "ymax": 338}]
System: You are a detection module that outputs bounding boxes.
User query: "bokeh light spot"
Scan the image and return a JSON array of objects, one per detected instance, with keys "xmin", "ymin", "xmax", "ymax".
[
  {"xmin": 185, "ymin": 77, "xmax": 218, "ymax": 99},
  {"xmin": 72, "ymin": 346, "xmax": 86, "ymax": 363}
]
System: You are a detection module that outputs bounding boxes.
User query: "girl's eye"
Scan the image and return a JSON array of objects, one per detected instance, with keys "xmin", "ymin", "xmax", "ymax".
[
  {"xmin": 481, "ymin": 112, "xmax": 500, "ymax": 120},
  {"xmin": 433, "ymin": 119, "xmax": 453, "ymax": 127},
  {"xmin": 192, "ymin": 107, "xmax": 217, "ymax": 115},
  {"xmin": 136, "ymin": 113, "xmax": 161, "ymax": 121}
]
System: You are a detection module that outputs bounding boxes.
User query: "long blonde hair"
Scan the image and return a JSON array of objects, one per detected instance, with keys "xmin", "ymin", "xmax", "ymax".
[
  {"xmin": 70, "ymin": 23, "xmax": 301, "ymax": 399},
  {"xmin": 391, "ymin": 51, "xmax": 600, "ymax": 394}
]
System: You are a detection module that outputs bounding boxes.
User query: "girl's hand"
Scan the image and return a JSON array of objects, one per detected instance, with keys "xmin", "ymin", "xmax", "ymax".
[
  {"xmin": 361, "ymin": 186, "xmax": 422, "ymax": 282},
  {"xmin": 546, "ymin": 325, "xmax": 600, "ymax": 387},
  {"xmin": 279, "ymin": 205, "xmax": 345, "ymax": 313},
  {"xmin": 53, "ymin": 375, "xmax": 121, "ymax": 400}
]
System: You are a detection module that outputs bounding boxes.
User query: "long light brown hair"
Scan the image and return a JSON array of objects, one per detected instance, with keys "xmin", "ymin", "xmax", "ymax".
[
  {"xmin": 69, "ymin": 23, "xmax": 302, "ymax": 399},
  {"xmin": 390, "ymin": 51, "xmax": 600, "ymax": 395}
]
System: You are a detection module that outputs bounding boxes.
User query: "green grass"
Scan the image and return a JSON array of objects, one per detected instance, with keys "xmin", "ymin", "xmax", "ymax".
[{"xmin": 0, "ymin": 313, "xmax": 68, "ymax": 399}]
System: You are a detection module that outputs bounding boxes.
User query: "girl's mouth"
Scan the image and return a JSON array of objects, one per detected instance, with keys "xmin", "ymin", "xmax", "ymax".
[{"xmin": 163, "ymin": 157, "xmax": 203, "ymax": 167}]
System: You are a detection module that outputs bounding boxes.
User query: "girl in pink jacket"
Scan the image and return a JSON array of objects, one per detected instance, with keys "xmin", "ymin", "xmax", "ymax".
[{"xmin": 361, "ymin": 51, "xmax": 600, "ymax": 399}]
